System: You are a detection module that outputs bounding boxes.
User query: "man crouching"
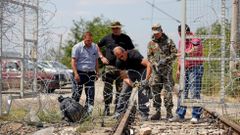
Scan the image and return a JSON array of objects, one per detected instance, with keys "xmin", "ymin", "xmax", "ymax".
[{"xmin": 113, "ymin": 46, "xmax": 152, "ymax": 121}]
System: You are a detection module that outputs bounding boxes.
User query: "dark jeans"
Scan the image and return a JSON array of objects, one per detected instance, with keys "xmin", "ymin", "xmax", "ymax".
[
  {"xmin": 72, "ymin": 71, "xmax": 96, "ymax": 107},
  {"xmin": 176, "ymin": 64, "xmax": 204, "ymax": 119},
  {"xmin": 116, "ymin": 70, "xmax": 149, "ymax": 117}
]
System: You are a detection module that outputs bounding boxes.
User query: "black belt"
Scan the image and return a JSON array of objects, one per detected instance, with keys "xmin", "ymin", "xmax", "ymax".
[{"xmin": 78, "ymin": 70, "xmax": 95, "ymax": 74}]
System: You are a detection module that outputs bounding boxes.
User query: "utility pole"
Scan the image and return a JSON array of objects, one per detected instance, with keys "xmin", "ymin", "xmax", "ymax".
[
  {"xmin": 0, "ymin": 0, "xmax": 3, "ymax": 116},
  {"xmin": 230, "ymin": 0, "xmax": 239, "ymax": 72},
  {"xmin": 33, "ymin": 0, "xmax": 39, "ymax": 93},
  {"xmin": 220, "ymin": 0, "xmax": 226, "ymax": 104},
  {"xmin": 180, "ymin": 0, "xmax": 186, "ymax": 106},
  {"xmin": 58, "ymin": 34, "xmax": 62, "ymax": 61},
  {"xmin": 20, "ymin": 0, "xmax": 26, "ymax": 98}
]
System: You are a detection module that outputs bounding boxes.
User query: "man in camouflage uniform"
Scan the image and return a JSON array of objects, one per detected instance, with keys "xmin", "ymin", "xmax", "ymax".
[{"xmin": 147, "ymin": 24, "xmax": 177, "ymax": 120}]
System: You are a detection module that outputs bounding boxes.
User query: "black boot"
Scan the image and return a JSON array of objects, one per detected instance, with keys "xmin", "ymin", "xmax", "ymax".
[
  {"xmin": 166, "ymin": 109, "xmax": 173, "ymax": 119},
  {"xmin": 104, "ymin": 105, "xmax": 110, "ymax": 116},
  {"xmin": 150, "ymin": 111, "xmax": 161, "ymax": 120}
]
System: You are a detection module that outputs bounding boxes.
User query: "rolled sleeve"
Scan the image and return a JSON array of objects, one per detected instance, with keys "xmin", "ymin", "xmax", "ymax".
[{"xmin": 72, "ymin": 45, "xmax": 78, "ymax": 58}]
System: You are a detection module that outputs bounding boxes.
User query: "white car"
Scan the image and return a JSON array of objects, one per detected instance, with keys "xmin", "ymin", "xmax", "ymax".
[{"xmin": 38, "ymin": 61, "xmax": 73, "ymax": 85}]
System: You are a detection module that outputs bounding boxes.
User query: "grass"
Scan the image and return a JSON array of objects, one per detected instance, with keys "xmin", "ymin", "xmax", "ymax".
[
  {"xmin": 37, "ymin": 110, "xmax": 62, "ymax": 123},
  {"xmin": 0, "ymin": 108, "xmax": 62, "ymax": 123},
  {"xmin": 76, "ymin": 116, "xmax": 117, "ymax": 133},
  {"xmin": 0, "ymin": 108, "xmax": 27, "ymax": 121},
  {"xmin": 76, "ymin": 105, "xmax": 118, "ymax": 133}
]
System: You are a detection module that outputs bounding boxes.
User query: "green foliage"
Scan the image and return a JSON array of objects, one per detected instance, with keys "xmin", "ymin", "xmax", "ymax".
[{"xmin": 61, "ymin": 16, "xmax": 112, "ymax": 68}]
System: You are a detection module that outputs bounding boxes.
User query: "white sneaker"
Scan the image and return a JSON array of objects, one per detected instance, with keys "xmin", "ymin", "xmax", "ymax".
[
  {"xmin": 190, "ymin": 117, "xmax": 198, "ymax": 124},
  {"xmin": 87, "ymin": 105, "xmax": 93, "ymax": 114},
  {"xmin": 169, "ymin": 115, "xmax": 184, "ymax": 122}
]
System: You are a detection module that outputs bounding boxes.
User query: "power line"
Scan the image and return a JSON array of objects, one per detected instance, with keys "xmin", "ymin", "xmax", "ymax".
[{"xmin": 146, "ymin": 1, "xmax": 181, "ymax": 23}]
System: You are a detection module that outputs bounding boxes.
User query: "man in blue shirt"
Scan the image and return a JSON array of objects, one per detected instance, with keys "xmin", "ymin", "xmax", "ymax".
[{"xmin": 71, "ymin": 32, "xmax": 99, "ymax": 114}]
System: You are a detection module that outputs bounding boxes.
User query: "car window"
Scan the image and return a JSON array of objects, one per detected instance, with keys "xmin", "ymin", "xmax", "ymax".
[{"xmin": 5, "ymin": 62, "xmax": 20, "ymax": 71}]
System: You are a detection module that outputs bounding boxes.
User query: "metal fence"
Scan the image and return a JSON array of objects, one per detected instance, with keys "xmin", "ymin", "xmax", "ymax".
[
  {"xmin": 179, "ymin": 0, "xmax": 240, "ymax": 117},
  {"xmin": 0, "ymin": 0, "xmax": 240, "ymax": 134}
]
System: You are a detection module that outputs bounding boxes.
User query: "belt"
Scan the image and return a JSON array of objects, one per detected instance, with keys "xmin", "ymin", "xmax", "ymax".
[{"xmin": 78, "ymin": 70, "xmax": 95, "ymax": 74}]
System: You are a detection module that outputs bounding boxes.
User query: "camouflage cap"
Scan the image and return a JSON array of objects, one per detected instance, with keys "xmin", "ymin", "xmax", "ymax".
[
  {"xmin": 110, "ymin": 21, "xmax": 122, "ymax": 28},
  {"xmin": 152, "ymin": 23, "xmax": 163, "ymax": 34}
]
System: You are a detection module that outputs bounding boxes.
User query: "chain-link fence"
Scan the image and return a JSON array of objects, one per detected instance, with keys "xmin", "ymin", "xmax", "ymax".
[{"xmin": 177, "ymin": 0, "xmax": 240, "ymax": 124}]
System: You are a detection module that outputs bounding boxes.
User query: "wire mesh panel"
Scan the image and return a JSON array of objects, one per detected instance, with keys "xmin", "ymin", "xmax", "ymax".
[{"xmin": 179, "ymin": 0, "xmax": 240, "ymax": 118}]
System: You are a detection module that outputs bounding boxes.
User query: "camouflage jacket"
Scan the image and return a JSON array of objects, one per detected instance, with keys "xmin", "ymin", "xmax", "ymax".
[{"xmin": 147, "ymin": 33, "xmax": 177, "ymax": 72}]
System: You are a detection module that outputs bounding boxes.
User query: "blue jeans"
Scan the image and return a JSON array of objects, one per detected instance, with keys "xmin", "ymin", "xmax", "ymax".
[
  {"xmin": 176, "ymin": 64, "xmax": 204, "ymax": 119},
  {"xmin": 72, "ymin": 71, "xmax": 96, "ymax": 107}
]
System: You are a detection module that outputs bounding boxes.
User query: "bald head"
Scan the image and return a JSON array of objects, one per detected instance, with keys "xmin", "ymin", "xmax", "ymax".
[{"xmin": 113, "ymin": 46, "xmax": 127, "ymax": 61}]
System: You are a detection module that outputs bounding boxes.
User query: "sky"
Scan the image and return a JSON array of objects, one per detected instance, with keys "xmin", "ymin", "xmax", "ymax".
[
  {"xmin": 48, "ymin": 0, "xmax": 182, "ymax": 56},
  {"xmin": 48, "ymin": 0, "xmax": 231, "ymax": 57}
]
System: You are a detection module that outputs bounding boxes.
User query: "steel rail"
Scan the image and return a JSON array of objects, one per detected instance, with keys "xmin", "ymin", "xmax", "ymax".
[
  {"xmin": 203, "ymin": 107, "xmax": 240, "ymax": 134},
  {"xmin": 113, "ymin": 88, "xmax": 138, "ymax": 135}
]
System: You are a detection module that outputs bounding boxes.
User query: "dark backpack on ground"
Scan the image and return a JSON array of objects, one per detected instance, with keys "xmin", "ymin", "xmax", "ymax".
[{"xmin": 58, "ymin": 95, "xmax": 84, "ymax": 122}]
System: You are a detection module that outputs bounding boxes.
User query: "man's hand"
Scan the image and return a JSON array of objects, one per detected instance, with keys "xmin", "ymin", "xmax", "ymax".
[
  {"xmin": 120, "ymin": 70, "xmax": 128, "ymax": 79},
  {"xmin": 74, "ymin": 74, "xmax": 80, "ymax": 83},
  {"xmin": 100, "ymin": 56, "xmax": 109, "ymax": 64},
  {"xmin": 123, "ymin": 78, "xmax": 133, "ymax": 87},
  {"xmin": 95, "ymin": 73, "xmax": 99, "ymax": 80}
]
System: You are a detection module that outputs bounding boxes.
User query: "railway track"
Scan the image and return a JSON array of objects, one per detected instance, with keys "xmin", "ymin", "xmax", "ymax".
[{"xmin": 112, "ymin": 89, "xmax": 240, "ymax": 135}]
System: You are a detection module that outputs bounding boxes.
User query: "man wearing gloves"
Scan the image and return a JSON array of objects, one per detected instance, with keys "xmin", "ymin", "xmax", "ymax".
[{"xmin": 147, "ymin": 23, "xmax": 177, "ymax": 120}]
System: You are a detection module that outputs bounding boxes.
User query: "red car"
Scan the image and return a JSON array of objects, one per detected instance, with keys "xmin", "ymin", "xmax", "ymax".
[{"xmin": 1, "ymin": 59, "xmax": 60, "ymax": 93}]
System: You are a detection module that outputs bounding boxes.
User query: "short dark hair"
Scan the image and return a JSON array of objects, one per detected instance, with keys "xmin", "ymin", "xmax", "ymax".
[
  {"xmin": 178, "ymin": 24, "xmax": 190, "ymax": 32},
  {"xmin": 83, "ymin": 31, "xmax": 92, "ymax": 39}
]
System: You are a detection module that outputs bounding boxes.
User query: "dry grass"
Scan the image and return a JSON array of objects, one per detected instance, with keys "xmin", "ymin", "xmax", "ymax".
[{"xmin": 0, "ymin": 108, "xmax": 27, "ymax": 122}]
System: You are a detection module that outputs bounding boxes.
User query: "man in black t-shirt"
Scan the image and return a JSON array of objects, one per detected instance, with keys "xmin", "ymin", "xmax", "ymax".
[
  {"xmin": 98, "ymin": 21, "xmax": 135, "ymax": 116},
  {"xmin": 112, "ymin": 46, "xmax": 152, "ymax": 120}
]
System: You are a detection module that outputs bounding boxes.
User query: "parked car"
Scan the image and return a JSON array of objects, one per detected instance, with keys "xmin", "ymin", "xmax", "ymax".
[
  {"xmin": 1, "ymin": 59, "xmax": 60, "ymax": 93},
  {"xmin": 38, "ymin": 61, "xmax": 73, "ymax": 85}
]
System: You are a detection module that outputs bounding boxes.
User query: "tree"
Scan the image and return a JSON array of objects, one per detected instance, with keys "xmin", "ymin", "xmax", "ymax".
[{"xmin": 61, "ymin": 16, "xmax": 112, "ymax": 68}]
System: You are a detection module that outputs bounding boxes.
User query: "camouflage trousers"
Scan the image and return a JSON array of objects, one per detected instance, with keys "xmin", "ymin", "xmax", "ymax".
[
  {"xmin": 150, "ymin": 65, "xmax": 174, "ymax": 112},
  {"xmin": 102, "ymin": 65, "xmax": 122, "ymax": 106}
]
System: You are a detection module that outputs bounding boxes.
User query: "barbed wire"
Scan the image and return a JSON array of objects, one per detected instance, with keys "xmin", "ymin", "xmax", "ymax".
[{"xmin": 1, "ymin": 0, "xmax": 240, "ymax": 134}]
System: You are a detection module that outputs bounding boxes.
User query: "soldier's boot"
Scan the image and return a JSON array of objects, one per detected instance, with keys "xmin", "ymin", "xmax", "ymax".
[
  {"xmin": 166, "ymin": 109, "xmax": 173, "ymax": 119},
  {"xmin": 150, "ymin": 111, "xmax": 161, "ymax": 120},
  {"xmin": 104, "ymin": 104, "xmax": 110, "ymax": 116}
]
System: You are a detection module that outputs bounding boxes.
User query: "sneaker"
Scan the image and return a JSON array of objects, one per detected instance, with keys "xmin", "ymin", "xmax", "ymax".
[
  {"xmin": 190, "ymin": 117, "xmax": 198, "ymax": 124},
  {"xmin": 87, "ymin": 105, "xmax": 94, "ymax": 114},
  {"xmin": 166, "ymin": 110, "xmax": 173, "ymax": 119},
  {"xmin": 169, "ymin": 115, "xmax": 184, "ymax": 122},
  {"xmin": 150, "ymin": 111, "xmax": 161, "ymax": 120}
]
